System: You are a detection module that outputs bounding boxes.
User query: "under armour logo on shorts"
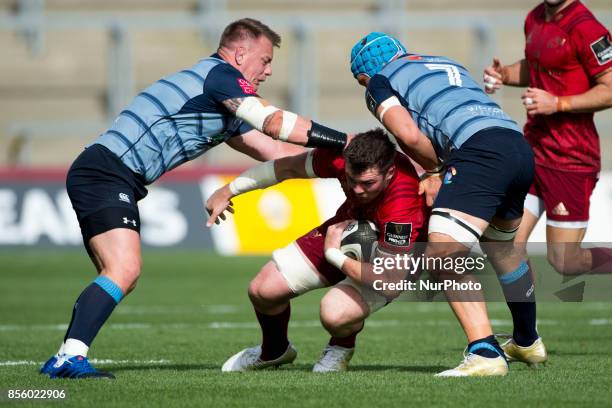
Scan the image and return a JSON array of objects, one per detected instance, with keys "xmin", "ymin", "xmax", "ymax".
[{"xmin": 122, "ymin": 217, "xmax": 137, "ymax": 227}]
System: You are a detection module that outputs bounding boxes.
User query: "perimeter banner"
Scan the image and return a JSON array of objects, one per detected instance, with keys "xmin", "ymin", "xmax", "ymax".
[{"xmin": 0, "ymin": 169, "xmax": 611, "ymax": 254}]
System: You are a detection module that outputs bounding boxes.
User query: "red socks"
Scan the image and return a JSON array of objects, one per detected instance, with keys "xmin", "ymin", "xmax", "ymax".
[{"xmin": 329, "ymin": 323, "xmax": 364, "ymax": 349}]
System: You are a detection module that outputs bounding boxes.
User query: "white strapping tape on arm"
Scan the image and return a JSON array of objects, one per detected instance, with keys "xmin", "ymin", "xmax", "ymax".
[
  {"xmin": 304, "ymin": 150, "xmax": 316, "ymax": 178},
  {"xmin": 228, "ymin": 161, "xmax": 278, "ymax": 196},
  {"xmin": 378, "ymin": 96, "xmax": 401, "ymax": 122},
  {"xmin": 279, "ymin": 111, "xmax": 298, "ymax": 141},
  {"xmin": 235, "ymin": 96, "xmax": 279, "ymax": 131}
]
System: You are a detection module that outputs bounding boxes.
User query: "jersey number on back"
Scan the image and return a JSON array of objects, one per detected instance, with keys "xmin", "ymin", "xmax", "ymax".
[{"xmin": 425, "ymin": 64, "xmax": 463, "ymax": 87}]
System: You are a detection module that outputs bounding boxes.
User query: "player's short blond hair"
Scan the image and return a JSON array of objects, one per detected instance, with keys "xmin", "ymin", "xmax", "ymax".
[{"xmin": 219, "ymin": 18, "xmax": 281, "ymax": 49}]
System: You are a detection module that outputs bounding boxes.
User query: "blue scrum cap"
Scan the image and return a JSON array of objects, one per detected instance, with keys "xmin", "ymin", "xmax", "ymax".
[{"xmin": 350, "ymin": 32, "xmax": 407, "ymax": 78}]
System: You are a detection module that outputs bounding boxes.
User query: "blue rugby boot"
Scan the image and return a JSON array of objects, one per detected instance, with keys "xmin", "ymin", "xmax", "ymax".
[
  {"xmin": 39, "ymin": 354, "xmax": 60, "ymax": 375},
  {"xmin": 47, "ymin": 355, "xmax": 115, "ymax": 379}
]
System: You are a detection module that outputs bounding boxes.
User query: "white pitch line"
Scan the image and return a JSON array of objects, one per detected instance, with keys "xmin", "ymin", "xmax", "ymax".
[
  {"xmin": 115, "ymin": 304, "xmax": 240, "ymax": 316},
  {"xmin": 589, "ymin": 318, "xmax": 612, "ymax": 325},
  {"xmin": 0, "ymin": 359, "xmax": 171, "ymax": 367},
  {"xmin": 0, "ymin": 318, "xmax": 568, "ymax": 333}
]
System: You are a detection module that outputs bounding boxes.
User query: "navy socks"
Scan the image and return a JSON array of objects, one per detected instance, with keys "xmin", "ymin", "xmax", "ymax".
[
  {"xmin": 499, "ymin": 261, "xmax": 538, "ymax": 347},
  {"xmin": 63, "ymin": 276, "xmax": 124, "ymax": 354}
]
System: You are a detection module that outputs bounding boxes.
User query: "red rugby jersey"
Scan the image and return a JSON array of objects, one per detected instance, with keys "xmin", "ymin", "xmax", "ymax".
[
  {"xmin": 311, "ymin": 148, "xmax": 428, "ymax": 251},
  {"xmin": 524, "ymin": 0, "xmax": 611, "ymax": 172}
]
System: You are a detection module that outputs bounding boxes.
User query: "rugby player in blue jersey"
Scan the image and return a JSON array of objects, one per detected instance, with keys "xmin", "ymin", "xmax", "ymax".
[
  {"xmin": 350, "ymin": 32, "xmax": 546, "ymax": 376},
  {"xmin": 41, "ymin": 18, "xmax": 348, "ymax": 379}
]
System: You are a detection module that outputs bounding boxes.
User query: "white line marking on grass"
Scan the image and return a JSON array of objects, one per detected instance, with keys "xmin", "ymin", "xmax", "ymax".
[
  {"xmin": 115, "ymin": 304, "xmax": 240, "ymax": 316},
  {"xmin": 0, "ymin": 318, "xmax": 564, "ymax": 333},
  {"xmin": 0, "ymin": 361, "xmax": 39, "ymax": 366},
  {"xmin": 0, "ymin": 324, "xmax": 67, "ymax": 332},
  {"xmin": 0, "ymin": 359, "xmax": 171, "ymax": 367},
  {"xmin": 589, "ymin": 318, "xmax": 612, "ymax": 325}
]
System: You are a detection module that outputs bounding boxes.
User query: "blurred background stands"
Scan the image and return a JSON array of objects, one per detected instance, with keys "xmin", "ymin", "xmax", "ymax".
[{"xmin": 0, "ymin": 0, "xmax": 610, "ymax": 168}]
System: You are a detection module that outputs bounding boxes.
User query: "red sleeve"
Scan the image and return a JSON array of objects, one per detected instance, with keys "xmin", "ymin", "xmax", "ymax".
[
  {"xmin": 375, "ymin": 172, "xmax": 427, "ymax": 252},
  {"xmin": 523, "ymin": 11, "xmax": 530, "ymax": 38},
  {"xmin": 523, "ymin": 6, "xmax": 538, "ymax": 43},
  {"xmin": 311, "ymin": 148, "xmax": 345, "ymax": 178},
  {"xmin": 571, "ymin": 18, "xmax": 612, "ymax": 78}
]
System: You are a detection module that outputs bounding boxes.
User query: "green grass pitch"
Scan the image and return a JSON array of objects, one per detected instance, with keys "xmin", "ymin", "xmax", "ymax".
[{"xmin": 1, "ymin": 250, "xmax": 611, "ymax": 407}]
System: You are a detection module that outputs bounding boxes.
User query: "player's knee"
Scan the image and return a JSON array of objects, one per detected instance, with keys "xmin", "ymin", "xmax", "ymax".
[
  {"xmin": 248, "ymin": 277, "xmax": 276, "ymax": 307},
  {"xmin": 248, "ymin": 279, "xmax": 263, "ymax": 303},
  {"xmin": 547, "ymin": 250, "xmax": 580, "ymax": 276},
  {"xmin": 320, "ymin": 297, "xmax": 352, "ymax": 334},
  {"xmin": 104, "ymin": 257, "xmax": 142, "ymax": 294}
]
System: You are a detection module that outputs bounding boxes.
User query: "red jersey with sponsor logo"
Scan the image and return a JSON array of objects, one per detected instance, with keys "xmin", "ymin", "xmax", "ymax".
[
  {"xmin": 524, "ymin": 1, "xmax": 611, "ymax": 172},
  {"xmin": 311, "ymin": 148, "xmax": 428, "ymax": 251}
]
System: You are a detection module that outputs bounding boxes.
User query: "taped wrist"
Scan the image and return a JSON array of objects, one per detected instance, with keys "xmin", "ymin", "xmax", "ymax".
[
  {"xmin": 306, "ymin": 122, "xmax": 347, "ymax": 149},
  {"xmin": 229, "ymin": 161, "xmax": 277, "ymax": 196},
  {"xmin": 325, "ymin": 248, "xmax": 348, "ymax": 270}
]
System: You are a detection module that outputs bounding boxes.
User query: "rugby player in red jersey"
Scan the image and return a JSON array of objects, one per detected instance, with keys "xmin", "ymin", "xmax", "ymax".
[
  {"xmin": 206, "ymin": 128, "xmax": 428, "ymax": 372},
  {"xmin": 484, "ymin": 0, "xmax": 612, "ymax": 364}
]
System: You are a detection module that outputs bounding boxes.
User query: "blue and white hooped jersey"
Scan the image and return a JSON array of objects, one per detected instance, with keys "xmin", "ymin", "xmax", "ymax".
[
  {"xmin": 93, "ymin": 54, "xmax": 255, "ymax": 184},
  {"xmin": 365, "ymin": 54, "xmax": 521, "ymax": 161}
]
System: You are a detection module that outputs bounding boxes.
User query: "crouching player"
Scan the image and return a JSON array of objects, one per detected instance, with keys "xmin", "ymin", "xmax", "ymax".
[{"xmin": 206, "ymin": 129, "xmax": 428, "ymax": 372}]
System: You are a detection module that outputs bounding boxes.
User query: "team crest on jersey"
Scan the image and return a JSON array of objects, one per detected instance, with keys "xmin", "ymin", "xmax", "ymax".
[
  {"xmin": 309, "ymin": 229, "xmax": 323, "ymax": 238},
  {"xmin": 443, "ymin": 166, "xmax": 457, "ymax": 185},
  {"xmin": 591, "ymin": 35, "xmax": 612, "ymax": 66},
  {"xmin": 384, "ymin": 222, "xmax": 412, "ymax": 247},
  {"xmin": 237, "ymin": 78, "xmax": 257, "ymax": 95},
  {"xmin": 547, "ymin": 36, "xmax": 566, "ymax": 49}
]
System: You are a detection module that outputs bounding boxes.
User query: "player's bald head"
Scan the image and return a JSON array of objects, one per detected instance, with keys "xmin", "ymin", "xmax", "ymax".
[{"xmin": 219, "ymin": 18, "xmax": 281, "ymax": 50}]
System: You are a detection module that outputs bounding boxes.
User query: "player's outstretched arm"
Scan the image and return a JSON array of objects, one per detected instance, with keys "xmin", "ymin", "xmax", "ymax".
[
  {"xmin": 222, "ymin": 96, "xmax": 347, "ymax": 149},
  {"xmin": 205, "ymin": 151, "xmax": 312, "ymax": 226},
  {"xmin": 483, "ymin": 58, "xmax": 529, "ymax": 93},
  {"xmin": 226, "ymin": 129, "xmax": 306, "ymax": 162}
]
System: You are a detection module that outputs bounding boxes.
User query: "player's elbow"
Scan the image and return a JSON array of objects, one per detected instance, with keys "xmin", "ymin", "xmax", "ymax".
[
  {"xmin": 394, "ymin": 126, "xmax": 419, "ymax": 147},
  {"xmin": 262, "ymin": 110, "xmax": 284, "ymax": 139}
]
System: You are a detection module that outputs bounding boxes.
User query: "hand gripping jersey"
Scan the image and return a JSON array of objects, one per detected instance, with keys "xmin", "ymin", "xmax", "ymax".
[
  {"xmin": 524, "ymin": 1, "xmax": 612, "ymax": 172},
  {"xmin": 94, "ymin": 54, "xmax": 255, "ymax": 184},
  {"xmin": 365, "ymin": 54, "xmax": 521, "ymax": 162}
]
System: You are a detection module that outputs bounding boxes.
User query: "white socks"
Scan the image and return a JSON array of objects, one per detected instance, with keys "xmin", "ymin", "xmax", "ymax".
[{"xmin": 63, "ymin": 338, "xmax": 89, "ymax": 357}]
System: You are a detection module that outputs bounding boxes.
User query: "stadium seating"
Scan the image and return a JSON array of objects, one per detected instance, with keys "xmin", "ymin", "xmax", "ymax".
[{"xmin": 0, "ymin": 0, "xmax": 610, "ymax": 167}]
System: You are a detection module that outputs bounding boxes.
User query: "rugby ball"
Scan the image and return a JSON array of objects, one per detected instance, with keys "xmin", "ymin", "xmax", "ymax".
[{"xmin": 340, "ymin": 220, "xmax": 379, "ymax": 262}]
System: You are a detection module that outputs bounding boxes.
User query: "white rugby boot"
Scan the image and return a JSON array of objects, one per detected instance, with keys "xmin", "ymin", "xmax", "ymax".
[
  {"xmin": 312, "ymin": 344, "xmax": 354, "ymax": 372},
  {"xmin": 435, "ymin": 353, "xmax": 508, "ymax": 377},
  {"xmin": 221, "ymin": 343, "xmax": 297, "ymax": 372},
  {"xmin": 501, "ymin": 337, "xmax": 547, "ymax": 368}
]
